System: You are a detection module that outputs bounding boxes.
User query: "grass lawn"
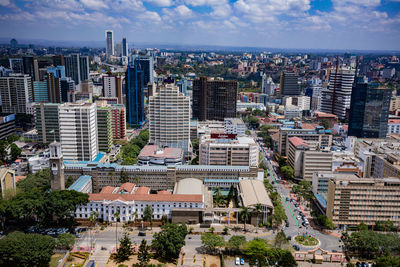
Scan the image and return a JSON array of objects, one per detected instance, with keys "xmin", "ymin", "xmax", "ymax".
[
  {"xmin": 295, "ymin": 235, "xmax": 319, "ymax": 246},
  {"xmin": 49, "ymin": 253, "xmax": 65, "ymax": 267}
]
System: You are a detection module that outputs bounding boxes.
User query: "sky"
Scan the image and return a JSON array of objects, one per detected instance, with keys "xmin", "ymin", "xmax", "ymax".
[{"xmin": 1, "ymin": 0, "xmax": 400, "ymax": 50}]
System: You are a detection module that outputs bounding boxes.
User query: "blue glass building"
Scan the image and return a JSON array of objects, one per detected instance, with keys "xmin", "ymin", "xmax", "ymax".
[{"xmin": 47, "ymin": 66, "xmax": 66, "ymax": 78}]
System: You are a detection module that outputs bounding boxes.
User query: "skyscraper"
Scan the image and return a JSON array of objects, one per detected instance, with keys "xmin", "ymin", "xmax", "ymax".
[
  {"xmin": 280, "ymin": 71, "xmax": 300, "ymax": 96},
  {"xmin": 102, "ymin": 74, "xmax": 122, "ymax": 104},
  {"xmin": 122, "ymin": 37, "xmax": 128, "ymax": 57},
  {"xmin": 47, "ymin": 73, "xmax": 61, "ymax": 103},
  {"xmin": 35, "ymin": 103, "xmax": 60, "ymax": 143},
  {"xmin": 22, "ymin": 56, "xmax": 35, "ymax": 80},
  {"xmin": 65, "ymin": 54, "xmax": 89, "ymax": 85},
  {"xmin": 125, "ymin": 56, "xmax": 153, "ymax": 127},
  {"xmin": 53, "ymin": 55, "xmax": 65, "ymax": 66},
  {"xmin": 321, "ymin": 68, "xmax": 355, "ymax": 120},
  {"xmin": 60, "ymin": 77, "xmax": 75, "ymax": 103},
  {"xmin": 59, "ymin": 102, "xmax": 98, "ymax": 161},
  {"xmin": 96, "ymin": 102, "xmax": 112, "ymax": 153},
  {"xmin": 105, "ymin": 30, "xmax": 114, "ymax": 57},
  {"xmin": 47, "ymin": 66, "xmax": 65, "ymax": 78},
  {"xmin": 0, "ymin": 74, "xmax": 32, "ymax": 114},
  {"xmin": 262, "ymin": 74, "xmax": 277, "ymax": 95},
  {"xmin": 149, "ymin": 83, "xmax": 190, "ymax": 151},
  {"xmin": 9, "ymin": 58, "xmax": 23, "ymax": 74},
  {"xmin": 348, "ymin": 81, "xmax": 391, "ymax": 138},
  {"xmin": 193, "ymin": 77, "xmax": 237, "ymax": 121}
]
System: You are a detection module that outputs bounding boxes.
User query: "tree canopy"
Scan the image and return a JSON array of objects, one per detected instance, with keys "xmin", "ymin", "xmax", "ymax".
[
  {"xmin": 151, "ymin": 223, "xmax": 187, "ymax": 260},
  {"xmin": 201, "ymin": 233, "xmax": 225, "ymax": 254}
]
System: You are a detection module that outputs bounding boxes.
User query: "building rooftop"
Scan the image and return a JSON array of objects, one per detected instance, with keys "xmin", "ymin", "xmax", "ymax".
[
  {"xmin": 288, "ymin": 137, "xmax": 308, "ymax": 147},
  {"xmin": 239, "ymin": 180, "xmax": 273, "ymax": 208},
  {"xmin": 68, "ymin": 175, "xmax": 92, "ymax": 191},
  {"xmin": 138, "ymin": 145, "xmax": 183, "ymax": 160},
  {"xmin": 174, "ymin": 178, "xmax": 204, "ymax": 195}
]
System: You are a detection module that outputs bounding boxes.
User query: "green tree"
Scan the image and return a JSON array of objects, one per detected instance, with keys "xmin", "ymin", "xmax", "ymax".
[
  {"xmin": 115, "ymin": 233, "xmax": 133, "ymax": 263},
  {"xmin": 56, "ymin": 233, "xmax": 75, "ymax": 250},
  {"xmin": 244, "ymin": 238, "xmax": 269, "ymax": 266},
  {"xmin": 152, "ymin": 223, "xmax": 188, "ymax": 260},
  {"xmin": 321, "ymin": 119, "xmax": 331, "ymax": 129},
  {"xmin": 227, "ymin": 184, "xmax": 235, "ymax": 202},
  {"xmin": 274, "ymin": 231, "xmax": 289, "ymax": 248},
  {"xmin": 120, "ymin": 170, "xmax": 129, "ymax": 183},
  {"xmin": 357, "ymin": 222, "xmax": 368, "ymax": 231},
  {"xmin": 0, "ymin": 140, "xmax": 8, "ymax": 162},
  {"xmin": 121, "ymin": 156, "xmax": 137, "ymax": 165},
  {"xmin": 277, "ymin": 156, "xmax": 287, "ymax": 167},
  {"xmin": 375, "ymin": 253, "xmax": 400, "ymax": 267},
  {"xmin": 17, "ymin": 168, "xmax": 51, "ymax": 193},
  {"xmin": 248, "ymin": 116, "xmax": 260, "ymax": 128},
  {"xmin": 143, "ymin": 205, "xmax": 154, "ymax": 229},
  {"xmin": 253, "ymin": 203, "xmax": 263, "ymax": 232},
  {"xmin": 317, "ymin": 215, "xmax": 335, "ymax": 230},
  {"xmin": 138, "ymin": 129, "xmax": 149, "ymax": 143},
  {"xmin": 0, "ymin": 231, "xmax": 56, "ymax": 267},
  {"xmin": 10, "ymin": 143, "xmax": 22, "ymax": 161},
  {"xmin": 279, "ymin": 166, "xmax": 294, "ymax": 179},
  {"xmin": 65, "ymin": 176, "xmax": 74, "ymax": 188},
  {"xmin": 7, "ymin": 134, "xmax": 20, "ymax": 143},
  {"xmin": 240, "ymin": 206, "xmax": 251, "ymax": 232},
  {"xmin": 137, "ymin": 239, "xmax": 150, "ymax": 267},
  {"xmin": 227, "ymin": 235, "xmax": 247, "ymax": 253},
  {"xmin": 192, "ymin": 138, "xmax": 200, "ymax": 154},
  {"xmin": 201, "ymin": 233, "xmax": 225, "ymax": 254}
]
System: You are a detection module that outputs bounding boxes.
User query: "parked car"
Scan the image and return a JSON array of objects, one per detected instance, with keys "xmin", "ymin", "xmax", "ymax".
[
  {"xmin": 240, "ymin": 258, "xmax": 245, "ymax": 265},
  {"xmin": 235, "ymin": 257, "xmax": 240, "ymax": 265},
  {"xmin": 293, "ymin": 245, "xmax": 300, "ymax": 251},
  {"xmin": 138, "ymin": 232, "xmax": 146, "ymax": 236}
]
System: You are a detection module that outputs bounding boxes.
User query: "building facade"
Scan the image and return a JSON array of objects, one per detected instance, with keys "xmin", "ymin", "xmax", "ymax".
[
  {"xmin": 65, "ymin": 54, "xmax": 89, "ymax": 85},
  {"xmin": 110, "ymin": 104, "xmax": 126, "ymax": 140},
  {"xmin": 149, "ymin": 83, "xmax": 190, "ymax": 151},
  {"xmin": 59, "ymin": 102, "xmax": 98, "ymax": 161},
  {"xmin": 105, "ymin": 30, "xmax": 114, "ymax": 57},
  {"xmin": 96, "ymin": 103, "xmax": 112, "ymax": 153},
  {"xmin": 35, "ymin": 103, "xmax": 60, "ymax": 143},
  {"xmin": 0, "ymin": 74, "xmax": 32, "ymax": 114},
  {"xmin": 102, "ymin": 74, "xmax": 122, "ymax": 104},
  {"xmin": 193, "ymin": 77, "xmax": 237, "ymax": 121},
  {"xmin": 280, "ymin": 71, "xmax": 300, "ymax": 96}
]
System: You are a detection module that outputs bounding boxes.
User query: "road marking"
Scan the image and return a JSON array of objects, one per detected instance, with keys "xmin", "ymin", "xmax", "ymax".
[{"xmin": 281, "ymin": 194, "xmax": 299, "ymax": 227}]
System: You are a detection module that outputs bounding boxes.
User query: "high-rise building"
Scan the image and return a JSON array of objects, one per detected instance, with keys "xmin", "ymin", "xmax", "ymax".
[
  {"xmin": 9, "ymin": 58, "xmax": 23, "ymax": 74},
  {"xmin": 193, "ymin": 77, "xmax": 237, "ymax": 121},
  {"xmin": 348, "ymin": 82, "xmax": 391, "ymax": 138},
  {"xmin": 105, "ymin": 30, "xmax": 114, "ymax": 57},
  {"xmin": 262, "ymin": 74, "xmax": 277, "ymax": 95},
  {"xmin": 125, "ymin": 57, "xmax": 153, "ymax": 127},
  {"xmin": 102, "ymin": 74, "xmax": 122, "ymax": 104},
  {"xmin": 280, "ymin": 71, "xmax": 300, "ymax": 96},
  {"xmin": 115, "ymin": 43, "xmax": 122, "ymax": 57},
  {"xmin": 35, "ymin": 103, "xmax": 60, "ymax": 143},
  {"xmin": 96, "ymin": 103, "xmax": 112, "ymax": 153},
  {"xmin": 122, "ymin": 37, "xmax": 128, "ymax": 57},
  {"xmin": 321, "ymin": 68, "xmax": 355, "ymax": 120},
  {"xmin": 33, "ymin": 81, "xmax": 49, "ymax": 102},
  {"xmin": 60, "ymin": 77, "xmax": 75, "ymax": 103},
  {"xmin": 149, "ymin": 83, "xmax": 190, "ymax": 151},
  {"xmin": 0, "ymin": 74, "xmax": 32, "ymax": 114},
  {"xmin": 33, "ymin": 59, "xmax": 39, "ymax": 82},
  {"xmin": 65, "ymin": 54, "xmax": 89, "ymax": 85},
  {"xmin": 52, "ymin": 55, "xmax": 65, "ymax": 66},
  {"xmin": 47, "ymin": 66, "xmax": 65, "ymax": 78},
  {"xmin": 47, "ymin": 73, "xmax": 61, "ymax": 103},
  {"xmin": 110, "ymin": 104, "xmax": 126, "ymax": 140},
  {"xmin": 59, "ymin": 102, "xmax": 98, "ymax": 161},
  {"xmin": 22, "ymin": 56, "xmax": 35, "ymax": 80}
]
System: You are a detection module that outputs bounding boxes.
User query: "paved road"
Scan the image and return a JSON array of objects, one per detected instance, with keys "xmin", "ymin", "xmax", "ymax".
[{"xmin": 258, "ymin": 141, "xmax": 342, "ymax": 252}]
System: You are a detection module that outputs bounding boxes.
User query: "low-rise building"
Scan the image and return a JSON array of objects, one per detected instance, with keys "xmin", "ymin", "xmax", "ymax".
[
  {"xmin": 67, "ymin": 175, "xmax": 92, "ymax": 194},
  {"xmin": 0, "ymin": 114, "xmax": 15, "ymax": 140},
  {"xmin": 74, "ymin": 179, "xmax": 206, "ymax": 223},
  {"xmin": 326, "ymin": 176, "xmax": 400, "ymax": 228},
  {"xmin": 0, "ymin": 168, "xmax": 16, "ymax": 198},
  {"xmin": 137, "ymin": 145, "xmax": 184, "ymax": 166},
  {"xmin": 387, "ymin": 119, "xmax": 400, "ymax": 136},
  {"xmin": 224, "ymin": 118, "xmax": 246, "ymax": 135},
  {"xmin": 199, "ymin": 134, "xmax": 258, "ymax": 167}
]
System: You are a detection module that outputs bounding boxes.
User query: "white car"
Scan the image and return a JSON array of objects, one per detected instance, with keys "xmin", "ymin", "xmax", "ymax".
[{"xmin": 235, "ymin": 257, "xmax": 240, "ymax": 265}]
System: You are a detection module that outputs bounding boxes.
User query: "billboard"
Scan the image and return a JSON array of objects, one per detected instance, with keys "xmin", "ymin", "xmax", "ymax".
[{"xmin": 210, "ymin": 133, "xmax": 236, "ymax": 139}]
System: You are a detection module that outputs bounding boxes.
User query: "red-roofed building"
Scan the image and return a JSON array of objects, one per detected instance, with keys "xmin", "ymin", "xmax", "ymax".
[
  {"xmin": 137, "ymin": 145, "xmax": 184, "ymax": 166},
  {"xmin": 314, "ymin": 111, "xmax": 338, "ymax": 125},
  {"xmin": 74, "ymin": 178, "xmax": 206, "ymax": 224},
  {"xmin": 388, "ymin": 119, "xmax": 400, "ymax": 136}
]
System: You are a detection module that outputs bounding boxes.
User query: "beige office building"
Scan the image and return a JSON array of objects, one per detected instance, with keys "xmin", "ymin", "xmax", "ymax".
[
  {"xmin": 287, "ymin": 137, "xmax": 332, "ymax": 181},
  {"xmin": 199, "ymin": 135, "xmax": 258, "ymax": 167},
  {"xmin": 149, "ymin": 83, "xmax": 190, "ymax": 152},
  {"xmin": 326, "ymin": 176, "xmax": 400, "ymax": 227}
]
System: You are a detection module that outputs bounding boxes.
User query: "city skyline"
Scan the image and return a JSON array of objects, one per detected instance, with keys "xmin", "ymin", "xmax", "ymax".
[{"xmin": 0, "ymin": 0, "xmax": 400, "ymax": 51}]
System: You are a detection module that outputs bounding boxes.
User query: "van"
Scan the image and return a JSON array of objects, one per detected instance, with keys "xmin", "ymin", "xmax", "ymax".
[{"xmin": 235, "ymin": 257, "xmax": 240, "ymax": 265}]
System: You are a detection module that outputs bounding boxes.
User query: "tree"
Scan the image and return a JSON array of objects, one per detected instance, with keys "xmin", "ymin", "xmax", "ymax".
[
  {"xmin": 10, "ymin": 143, "xmax": 22, "ymax": 161},
  {"xmin": 274, "ymin": 248, "xmax": 297, "ymax": 267},
  {"xmin": 375, "ymin": 253, "xmax": 400, "ymax": 267},
  {"xmin": 17, "ymin": 168, "xmax": 51, "ymax": 193},
  {"xmin": 240, "ymin": 207, "xmax": 251, "ymax": 232},
  {"xmin": 192, "ymin": 138, "xmax": 200, "ymax": 154},
  {"xmin": 375, "ymin": 220, "xmax": 394, "ymax": 232},
  {"xmin": 317, "ymin": 215, "xmax": 335, "ymax": 230},
  {"xmin": 357, "ymin": 222, "xmax": 368, "ymax": 231},
  {"xmin": 244, "ymin": 238, "xmax": 269, "ymax": 265},
  {"xmin": 274, "ymin": 231, "xmax": 289, "ymax": 248},
  {"xmin": 56, "ymin": 233, "xmax": 75, "ymax": 250},
  {"xmin": 120, "ymin": 170, "xmax": 129, "ymax": 183},
  {"xmin": 137, "ymin": 239, "xmax": 150, "ymax": 267},
  {"xmin": 65, "ymin": 176, "xmax": 74, "ymax": 188},
  {"xmin": 277, "ymin": 156, "xmax": 287, "ymax": 167},
  {"xmin": 279, "ymin": 166, "xmax": 294, "ymax": 179},
  {"xmin": 7, "ymin": 134, "xmax": 20, "ymax": 143},
  {"xmin": 161, "ymin": 214, "xmax": 168, "ymax": 225},
  {"xmin": 201, "ymin": 233, "xmax": 225, "ymax": 254},
  {"xmin": 143, "ymin": 205, "xmax": 154, "ymax": 229},
  {"xmin": 223, "ymin": 226, "xmax": 229, "ymax": 235},
  {"xmin": 0, "ymin": 140, "xmax": 8, "ymax": 162},
  {"xmin": 248, "ymin": 116, "xmax": 260, "ymax": 128},
  {"xmin": 321, "ymin": 119, "xmax": 331, "ymax": 129},
  {"xmin": 227, "ymin": 184, "xmax": 235, "ymax": 202},
  {"xmin": 227, "ymin": 235, "xmax": 246, "ymax": 253},
  {"xmin": 0, "ymin": 231, "xmax": 56, "ymax": 267},
  {"xmin": 152, "ymin": 223, "xmax": 187, "ymax": 260},
  {"xmin": 115, "ymin": 233, "xmax": 133, "ymax": 263}
]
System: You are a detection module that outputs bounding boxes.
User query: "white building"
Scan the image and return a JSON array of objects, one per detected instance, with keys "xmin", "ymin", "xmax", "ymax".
[
  {"xmin": 261, "ymin": 74, "xmax": 277, "ymax": 95},
  {"xmin": 388, "ymin": 119, "xmax": 400, "ymax": 136},
  {"xmin": 74, "ymin": 179, "xmax": 205, "ymax": 222},
  {"xmin": 149, "ymin": 83, "xmax": 191, "ymax": 152},
  {"xmin": 284, "ymin": 105, "xmax": 302, "ymax": 119},
  {"xmin": 224, "ymin": 118, "xmax": 246, "ymax": 136},
  {"xmin": 105, "ymin": 30, "xmax": 114, "ymax": 57},
  {"xmin": 283, "ymin": 95, "xmax": 310, "ymax": 111},
  {"xmin": 321, "ymin": 68, "xmax": 355, "ymax": 120},
  {"xmin": 199, "ymin": 134, "xmax": 258, "ymax": 167},
  {"xmin": 59, "ymin": 102, "xmax": 98, "ymax": 161},
  {"xmin": 0, "ymin": 74, "xmax": 32, "ymax": 114}
]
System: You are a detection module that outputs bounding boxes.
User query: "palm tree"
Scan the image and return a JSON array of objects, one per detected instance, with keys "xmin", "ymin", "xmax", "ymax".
[
  {"xmin": 240, "ymin": 207, "xmax": 250, "ymax": 232},
  {"xmin": 132, "ymin": 210, "xmax": 138, "ymax": 223},
  {"xmin": 88, "ymin": 211, "xmax": 99, "ymax": 254},
  {"xmin": 253, "ymin": 204, "xmax": 263, "ymax": 233},
  {"xmin": 214, "ymin": 187, "xmax": 223, "ymax": 207}
]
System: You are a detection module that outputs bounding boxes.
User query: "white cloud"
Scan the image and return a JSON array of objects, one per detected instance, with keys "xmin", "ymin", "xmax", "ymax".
[
  {"xmin": 80, "ymin": 0, "xmax": 108, "ymax": 10},
  {"xmin": 144, "ymin": 0, "xmax": 173, "ymax": 6},
  {"xmin": 137, "ymin": 10, "xmax": 162, "ymax": 23},
  {"xmin": 175, "ymin": 5, "xmax": 193, "ymax": 18}
]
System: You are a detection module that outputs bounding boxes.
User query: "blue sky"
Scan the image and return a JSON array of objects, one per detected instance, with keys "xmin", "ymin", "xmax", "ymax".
[{"xmin": 1, "ymin": 0, "xmax": 400, "ymax": 50}]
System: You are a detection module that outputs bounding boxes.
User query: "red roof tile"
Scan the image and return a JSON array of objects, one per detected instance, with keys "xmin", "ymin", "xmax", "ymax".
[
  {"xmin": 157, "ymin": 190, "xmax": 172, "ymax": 195},
  {"xmin": 301, "ymin": 123, "xmax": 319, "ymax": 130},
  {"xmin": 389, "ymin": 119, "xmax": 400, "ymax": 124},
  {"xmin": 135, "ymin": 187, "xmax": 150, "ymax": 195},
  {"xmin": 117, "ymin": 183, "xmax": 135, "ymax": 193},
  {"xmin": 89, "ymin": 193, "xmax": 202, "ymax": 203},
  {"xmin": 100, "ymin": 186, "xmax": 115, "ymax": 194},
  {"xmin": 289, "ymin": 137, "xmax": 308, "ymax": 147}
]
